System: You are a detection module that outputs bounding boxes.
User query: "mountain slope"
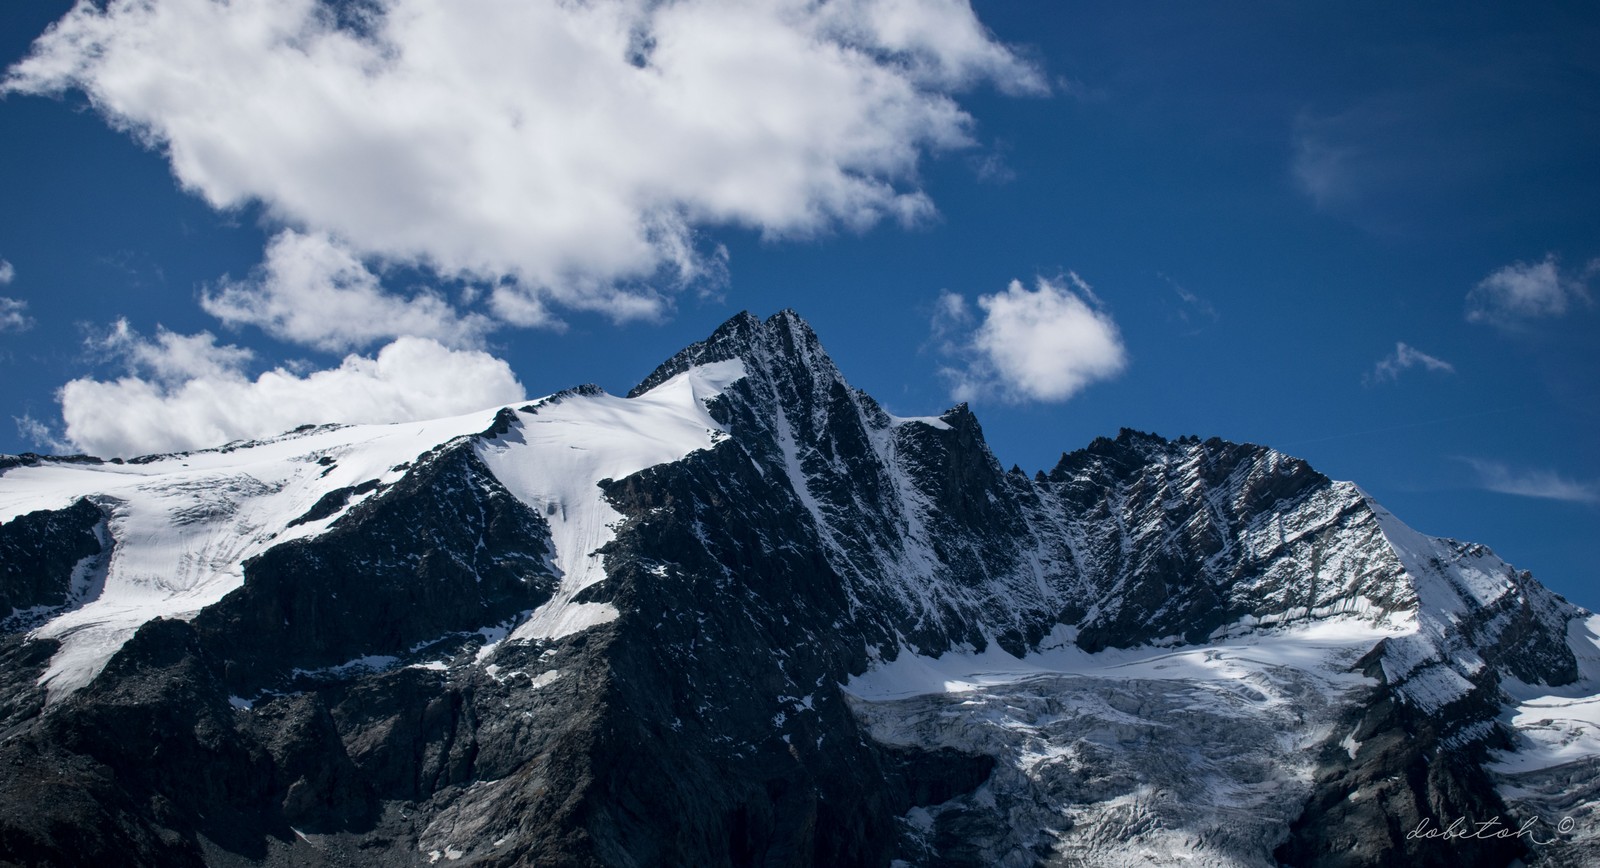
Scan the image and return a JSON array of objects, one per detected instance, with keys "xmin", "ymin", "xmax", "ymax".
[{"xmin": 0, "ymin": 310, "xmax": 1595, "ymax": 867}]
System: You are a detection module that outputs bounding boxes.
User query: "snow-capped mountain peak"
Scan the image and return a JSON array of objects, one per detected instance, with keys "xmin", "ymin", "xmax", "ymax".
[{"xmin": 1, "ymin": 310, "xmax": 1596, "ymax": 867}]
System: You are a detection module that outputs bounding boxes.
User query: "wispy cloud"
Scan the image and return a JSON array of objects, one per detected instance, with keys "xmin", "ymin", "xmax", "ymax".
[
  {"xmin": 967, "ymin": 149, "xmax": 1016, "ymax": 185},
  {"xmin": 1366, "ymin": 342, "xmax": 1454, "ymax": 385},
  {"xmin": 1288, "ymin": 98, "xmax": 1468, "ymax": 236},
  {"xmin": 1461, "ymin": 458, "xmax": 1600, "ymax": 505},
  {"xmin": 936, "ymin": 275, "xmax": 1126, "ymax": 404},
  {"xmin": 0, "ymin": 259, "xmax": 24, "ymax": 333},
  {"xmin": 1158, "ymin": 272, "xmax": 1218, "ymax": 331},
  {"xmin": 13, "ymin": 414, "xmax": 67, "ymax": 454},
  {"xmin": 1466, "ymin": 254, "xmax": 1596, "ymax": 329},
  {"xmin": 0, "ymin": 297, "xmax": 32, "ymax": 333}
]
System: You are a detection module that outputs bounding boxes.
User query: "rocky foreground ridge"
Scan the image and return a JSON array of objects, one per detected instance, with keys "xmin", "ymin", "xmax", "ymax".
[{"xmin": 1, "ymin": 311, "xmax": 1597, "ymax": 867}]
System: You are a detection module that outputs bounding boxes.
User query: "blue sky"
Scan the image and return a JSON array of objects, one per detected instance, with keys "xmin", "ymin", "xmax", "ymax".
[{"xmin": 2, "ymin": 1, "xmax": 1597, "ymax": 607}]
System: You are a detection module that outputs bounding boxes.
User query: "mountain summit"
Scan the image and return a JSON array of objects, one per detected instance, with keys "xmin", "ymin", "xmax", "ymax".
[{"xmin": 1, "ymin": 311, "xmax": 1596, "ymax": 867}]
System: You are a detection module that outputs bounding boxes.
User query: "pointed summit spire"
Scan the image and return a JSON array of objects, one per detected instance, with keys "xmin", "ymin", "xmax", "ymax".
[{"xmin": 627, "ymin": 309, "xmax": 840, "ymax": 398}]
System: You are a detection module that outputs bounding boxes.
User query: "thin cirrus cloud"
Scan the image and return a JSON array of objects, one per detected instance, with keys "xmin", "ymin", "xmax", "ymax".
[
  {"xmin": 1286, "ymin": 19, "xmax": 1596, "ymax": 239},
  {"xmin": 1466, "ymin": 254, "xmax": 1597, "ymax": 329},
  {"xmin": 1289, "ymin": 96, "xmax": 1478, "ymax": 236},
  {"xmin": 1366, "ymin": 342, "xmax": 1454, "ymax": 385},
  {"xmin": 54, "ymin": 321, "xmax": 526, "ymax": 458},
  {"xmin": 1461, "ymin": 458, "xmax": 1600, "ymax": 505},
  {"xmin": 6, "ymin": 0, "xmax": 1045, "ymax": 329},
  {"xmin": 1158, "ymin": 272, "xmax": 1219, "ymax": 331},
  {"xmin": 936, "ymin": 275, "xmax": 1127, "ymax": 404}
]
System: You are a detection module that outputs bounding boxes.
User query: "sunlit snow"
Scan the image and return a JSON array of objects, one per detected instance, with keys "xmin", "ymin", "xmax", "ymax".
[
  {"xmin": 1, "ymin": 410, "xmax": 500, "ymax": 700},
  {"xmin": 477, "ymin": 359, "xmax": 746, "ymax": 644},
  {"xmin": 0, "ymin": 358, "xmax": 746, "ymax": 700}
]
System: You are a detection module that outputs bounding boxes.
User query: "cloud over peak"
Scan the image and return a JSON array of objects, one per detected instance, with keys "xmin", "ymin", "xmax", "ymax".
[
  {"xmin": 58, "ymin": 323, "xmax": 526, "ymax": 457},
  {"xmin": 937, "ymin": 275, "xmax": 1126, "ymax": 404},
  {"xmin": 8, "ymin": 0, "xmax": 1043, "ymax": 325}
]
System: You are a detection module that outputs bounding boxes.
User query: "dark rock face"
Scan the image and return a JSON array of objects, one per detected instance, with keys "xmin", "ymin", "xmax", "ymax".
[
  {"xmin": 192, "ymin": 443, "xmax": 559, "ymax": 695},
  {"xmin": 1043, "ymin": 430, "xmax": 1412, "ymax": 652},
  {"xmin": 0, "ymin": 619, "xmax": 267, "ymax": 868},
  {"xmin": 0, "ymin": 633, "xmax": 56, "ymax": 734},
  {"xmin": 581, "ymin": 440, "xmax": 989, "ymax": 867},
  {"xmin": 0, "ymin": 311, "xmax": 1590, "ymax": 867},
  {"xmin": 1273, "ymin": 542, "xmax": 1584, "ymax": 868},
  {"xmin": 1277, "ymin": 662, "xmax": 1525, "ymax": 868},
  {"xmin": 0, "ymin": 498, "xmax": 106, "ymax": 631}
]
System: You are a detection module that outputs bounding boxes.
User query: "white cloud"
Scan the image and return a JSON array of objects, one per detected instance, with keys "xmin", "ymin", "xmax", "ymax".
[
  {"xmin": 1466, "ymin": 254, "xmax": 1596, "ymax": 328},
  {"xmin": 14, "ymin": 415, "xmax": 68, "ymax": 454},
  {"xmin": 8, "ymin": 0, "xmax": 1042, "ymax": 324},
  {"xmin": 59, "ymin": 325, "xmax": 526, "ymax": 457},
  {"xmin": 929, "ymin": 288, "xmax": 972, "ymax": 341},
  {"xmin": 1, "ymin": 297, "xmax": 35, "ymax": 333},
  {"xmin": 93, "ymin": 318, "xmax": 255, "ymax": 384},
  {"xmin": 201, "ymin": 230, "xmax": 496, "ymax": 352},
  {"xmin": 939, "ymin": 275, "xmax": 1126, "ymax": 403},
  {"xmin": 1367, "ymin": 341, "xmax": 1455, "ymax": 384},
  {"xmin": 0, "ymin": 258, "xmax": 14, "ymax": 284},
  {"xmin": 1462, "ymin": 458, "xmax": 1600, "ymax": 505}
]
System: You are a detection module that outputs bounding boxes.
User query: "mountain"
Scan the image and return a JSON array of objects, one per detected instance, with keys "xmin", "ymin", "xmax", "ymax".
[{"xmin": 1, "ymin": 310, "xmax": 1596, "ymax": 867}]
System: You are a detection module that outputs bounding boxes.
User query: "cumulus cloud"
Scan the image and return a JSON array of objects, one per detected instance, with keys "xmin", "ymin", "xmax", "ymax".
[
  {"xmin": 202, "ymin": 230, "xmax": 496, "ymax": 352},
  {"xmin": 0, "ymin": 258, "xmax": 14, "ymax": 284},
  {"xmin": 59, "ymin": 323, "xmax": 526, "ymax": 457},
  {"xmin": 92, "ymin": 318, "xmax": 255, "ymax": 384},
  {"xmin": 938, "ymin": 275, "xmax": 1126, "ymax": 403},
  {"xmin": 8, "ymin": 0, "xmax": 1043, "ymax": 324},
  {"xmin": 1466, "ymin": 254, "xmax": 1596, "ymax": 328},
  {"xmin": 1366, "ymin": 341, "xmax": 1455, "ymax": 384},
  {"xmin": 1461, "ymin": 458, "xmax": 1600, "ymax": 505},
  {"xmin": 0, "ymin": 297, "xmax": 32, "ymax": 333}
]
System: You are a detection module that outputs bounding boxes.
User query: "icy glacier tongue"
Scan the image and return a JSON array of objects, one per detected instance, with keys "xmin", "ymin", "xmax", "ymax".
[{"xmin": 847, "ymin": 623, "xmax": 1393, "ymax": 868}]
